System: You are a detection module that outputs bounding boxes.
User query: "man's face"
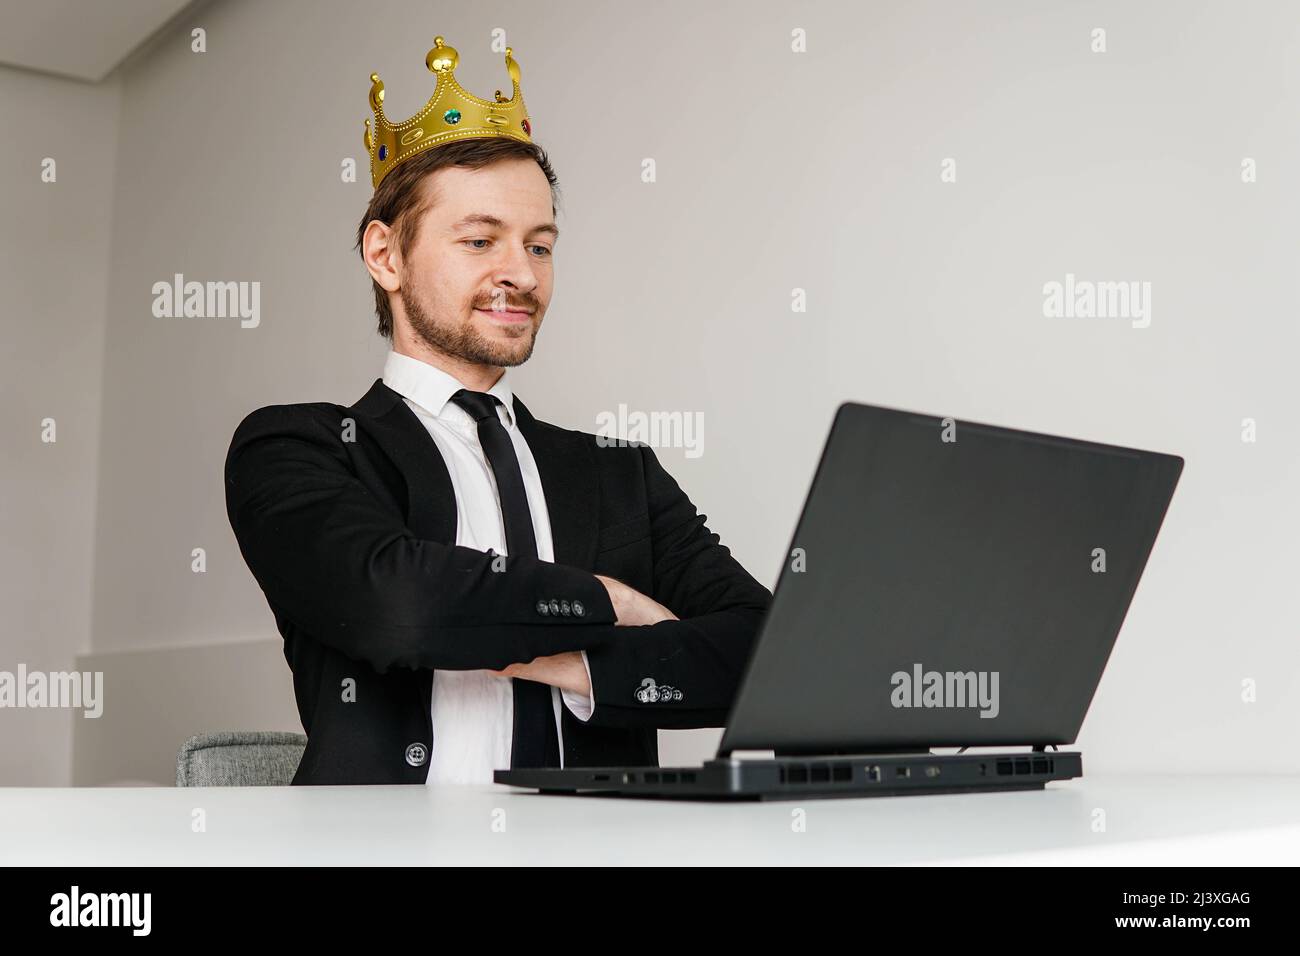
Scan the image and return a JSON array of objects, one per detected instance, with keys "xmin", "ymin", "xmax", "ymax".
[{"xmin": 395, "ymin": 157, "xmax": 556, "ymax": 368}]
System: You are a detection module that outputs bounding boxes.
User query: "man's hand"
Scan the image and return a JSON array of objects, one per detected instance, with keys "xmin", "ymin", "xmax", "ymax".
[
  {"xmin": 594, "ymin": 574, "xmax": 679, "ymax": 626},
  {"xmin": 487, "ymin": 651, "xmax": 589, "ymax": 695}
]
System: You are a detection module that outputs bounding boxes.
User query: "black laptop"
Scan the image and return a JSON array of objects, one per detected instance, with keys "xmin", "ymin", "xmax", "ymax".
[{"xmin": 495, "ymin": 402, "xmax": 1183, "ymax": 800}]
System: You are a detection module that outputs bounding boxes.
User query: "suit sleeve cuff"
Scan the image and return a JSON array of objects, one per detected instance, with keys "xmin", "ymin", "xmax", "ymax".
[{"xmin": 560, "ymin": 650, "xmax": 596, "ymax": 721}]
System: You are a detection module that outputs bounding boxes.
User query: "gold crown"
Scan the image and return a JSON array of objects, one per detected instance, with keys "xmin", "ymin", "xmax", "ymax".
[{"xmin": 363, "ymin": 36, "xmax": 533, "ymax": 190}]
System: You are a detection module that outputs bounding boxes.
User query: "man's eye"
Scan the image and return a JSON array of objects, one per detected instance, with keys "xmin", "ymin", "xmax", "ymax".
[{"xmin": 462, "ymin": 239, "xmax": 551, "ymax": 257}]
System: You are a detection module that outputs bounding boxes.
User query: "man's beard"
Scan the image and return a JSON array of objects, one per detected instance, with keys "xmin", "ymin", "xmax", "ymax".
[{"xmin": 399, "ymin": 278, "xmax": 538, "ymax": 368}]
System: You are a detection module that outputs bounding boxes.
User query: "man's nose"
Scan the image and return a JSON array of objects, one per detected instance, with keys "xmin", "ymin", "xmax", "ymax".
[{"xmin": 491, "ymin": 243, "xmax": 540, "ymax": 294}]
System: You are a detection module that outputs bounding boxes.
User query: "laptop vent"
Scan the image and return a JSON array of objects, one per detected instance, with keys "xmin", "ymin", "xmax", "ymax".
[
  {"xmin": 995, "ymin": 758, "xmax": 1054, "ymax": 777},
  {"xmin": 778, "ymin": 763, "xmax": 853, "ymax": 785},
  {"xmin": 633, "ymin": 771, "xmax": 697, "ymax": 785}
]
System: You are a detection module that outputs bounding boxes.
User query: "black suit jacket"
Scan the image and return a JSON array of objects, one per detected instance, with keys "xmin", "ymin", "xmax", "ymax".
[{"xmin": 224, "ymin": 378, "xmax": 773, "ymax": 784}]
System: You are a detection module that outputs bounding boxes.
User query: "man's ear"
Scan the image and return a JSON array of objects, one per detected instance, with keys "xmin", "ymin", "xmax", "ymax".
[{"xmin": 362, "ymin": 219, "xmax": 402, "ymax": 293}]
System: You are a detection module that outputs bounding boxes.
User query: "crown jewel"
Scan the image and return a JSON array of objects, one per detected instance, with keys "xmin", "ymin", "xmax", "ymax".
[{"xmin": 363, "ymin": 36, "xmax": 533, "ymax": 190}]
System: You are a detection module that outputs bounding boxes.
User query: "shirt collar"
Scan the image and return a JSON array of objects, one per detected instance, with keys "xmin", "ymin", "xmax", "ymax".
[{"xmin": 381, "ymin": 350, "xmax": 516, "ymax": 427}]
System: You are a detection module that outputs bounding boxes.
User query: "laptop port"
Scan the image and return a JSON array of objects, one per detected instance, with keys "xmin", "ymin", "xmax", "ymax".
[
  {"xmin": 1032, "ymin": 758, "xmax": 1048, "ymax": 774},
  {"xmin": 925, "ymin": 765, "xmax": 940, "ymax": 778},
  {"xmin": 593, "ymin": 774, "xmax": 610, "ymax": 781},
  {"xmin": 866, "ymin": 765, "xmax": 881, "ymax": 782},
  {"xmin": 1014, "ymin": 759, "xmax": 1030, "ymax": 775},
  {"xmin": 896, "ymin": 766, "xmax": 911, "ymax": 778},
  {"xmin": 811, "ymin": 766, "xmax": 830, "ymax": 783},
  {"xmin": 996, "ymin": 760, "xmax": 1013, "ymax": 776}
]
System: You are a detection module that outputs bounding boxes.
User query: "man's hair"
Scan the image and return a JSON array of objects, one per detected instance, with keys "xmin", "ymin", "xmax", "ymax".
[{"xmin": 354, "ymin": 137, "xmax": 560, "ymax": 339}]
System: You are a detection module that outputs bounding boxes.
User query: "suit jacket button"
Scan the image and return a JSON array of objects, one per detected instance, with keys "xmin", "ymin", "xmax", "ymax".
[
  {"xmin": 405, "ymin": 743, "xmax": 428, "ymax": 767},
  {"xmin": 560, "ymin": 600, "xmax": 571, "ymax": 616},
  {"xmin": 573, "ymin": 600, "xmax": 585, "ymax": 617},
  {"xmin": 549, "ymin": 599, "xmax": 561, "ymax": 615},
  {"xmin": 536, "ymin": 600, "xmax": 549, "ymax": 616}
]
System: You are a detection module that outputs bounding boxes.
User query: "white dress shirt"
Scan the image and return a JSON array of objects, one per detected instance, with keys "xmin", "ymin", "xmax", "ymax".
[{"xmin": 381, "ymin": 350, "xmax": 595, "ymax": 785}]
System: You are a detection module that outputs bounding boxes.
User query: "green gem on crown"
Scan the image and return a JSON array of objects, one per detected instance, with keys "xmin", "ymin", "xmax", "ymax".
[{"xmin": 443, "ymin": 109, "xmax": 462, "ymax": 125}]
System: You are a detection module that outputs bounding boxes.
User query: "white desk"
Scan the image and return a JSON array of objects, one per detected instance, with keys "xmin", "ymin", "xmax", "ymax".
[{"xmin": 3, "ymin": 775, "xmax": 1298, "ymax": 865}]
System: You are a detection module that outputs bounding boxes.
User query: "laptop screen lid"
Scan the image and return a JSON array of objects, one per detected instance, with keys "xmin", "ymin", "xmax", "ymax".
[{"xmin": 719, "ymin": 403, "xmax": 1182, "ymax": 756}]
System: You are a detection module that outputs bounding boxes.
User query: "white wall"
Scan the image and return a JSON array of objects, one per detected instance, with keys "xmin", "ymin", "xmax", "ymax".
[
  {"xmin": 0, "ymin": 65, "xmax": 119, "ymax": 784},
  {"xmin": 4, "ymin": 0, "xmax": 1298, "ymax": 783}
]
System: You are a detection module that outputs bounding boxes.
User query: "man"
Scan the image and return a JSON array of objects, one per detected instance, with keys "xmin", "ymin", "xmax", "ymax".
[{"xmin": 224, "ymin": 36, "xmax": 771, "ymax": 785}]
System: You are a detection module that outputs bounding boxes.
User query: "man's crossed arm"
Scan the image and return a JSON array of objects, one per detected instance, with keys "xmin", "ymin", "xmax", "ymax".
[{"xmin": 487, "ymin": 574, "xmax": 679, "ymax": 695}]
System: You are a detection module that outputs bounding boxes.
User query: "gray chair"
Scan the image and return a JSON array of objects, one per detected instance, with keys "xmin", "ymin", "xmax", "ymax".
[{"xmin": 175, "ymin": 731, "xmax": 306, "ymax": 787}]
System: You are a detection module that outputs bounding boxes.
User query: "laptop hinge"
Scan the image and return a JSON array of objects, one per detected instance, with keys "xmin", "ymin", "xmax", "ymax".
[{"xmin": 771, "ymin": 745, "xmax": 933, "ymax": 757}]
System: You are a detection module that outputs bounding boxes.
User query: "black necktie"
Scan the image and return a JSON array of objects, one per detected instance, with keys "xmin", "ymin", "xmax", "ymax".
[{"xmin": 449, "ymin": 388, "xmax": 561, "ymax": 769}]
